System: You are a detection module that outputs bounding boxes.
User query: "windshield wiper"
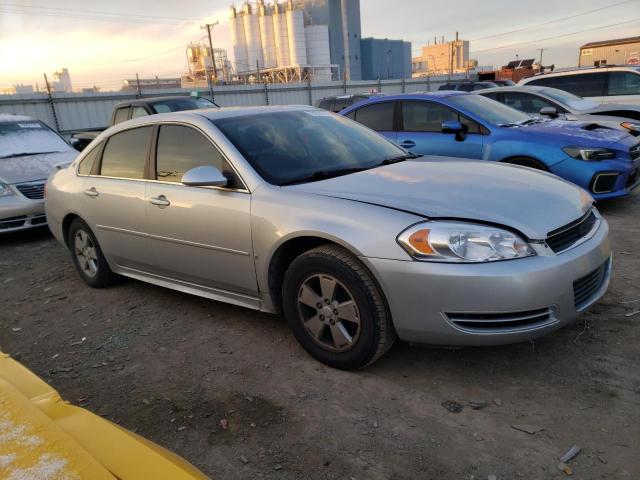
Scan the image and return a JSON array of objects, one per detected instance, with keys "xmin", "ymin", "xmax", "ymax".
[
  {"xmin": 379, "ymin": 153, "xmax": 423, "ymax": 165},
  {"xmin": 280, "ymin": 166, "xmax": 371, "ymax": 186}
]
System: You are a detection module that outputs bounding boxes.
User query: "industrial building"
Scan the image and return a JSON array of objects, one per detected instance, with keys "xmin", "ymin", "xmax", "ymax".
[
  {"xmin": 360, "ymin": 38, "xmax": 411, "ymax": 80},
  {"xmin": 229, "ymin": 0, "xmax": 362, "ymax": 82},
  {"xmin": 181, "ymin": 43, "xmax": 233, "ymax": 88},
  {"xmin": 51, "ymin": 68, "xmax": 72, "ymax": 93},
  {"xmin": 579, "ymin": 36, "xmax": 640, "ymax": 67},
  {"xmin": 412, "ymin": 35, "xmax": 470, "ymax": 77},
  {"xmin": 121, "ymin": 77, "xmax": 181, "ymax": 92}
]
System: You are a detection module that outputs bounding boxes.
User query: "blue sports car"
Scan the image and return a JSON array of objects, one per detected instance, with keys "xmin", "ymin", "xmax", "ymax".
[{"xmin": 340, "ymin": 92, "xmax": 640, "ymax": 200}]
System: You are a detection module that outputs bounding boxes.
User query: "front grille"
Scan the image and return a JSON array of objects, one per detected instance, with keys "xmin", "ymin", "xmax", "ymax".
[
  {"xmin": 0, "ymin": 216, "xmax": 27, "ymax": 230},
  {"xmin": 446, "ymin": 308, "xmax": 555, "ymax": 332},
  {"xmin": 631, "ymin": 144, "xmax": 640, "ymax": 161},
  {"xmin": 546, "ymin": 210, "xmax": 597, "ymax": 253},
  {"xmin": 573, "ymin": 261, "xmax": 608, "ymax": 309},
  {"xmin": 16, "ymin": 181, "xmax": 45, "ymax": 200}
]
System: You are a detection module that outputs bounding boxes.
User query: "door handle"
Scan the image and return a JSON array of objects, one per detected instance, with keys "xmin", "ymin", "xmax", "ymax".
[
  {"xmin": 149, "ymin": 195, "xmax": 170, "ymax": 207},
  {"xmin": 83, "ymin": 187, "xmax": 99, "ymax": 197},
  {"xmin": 399, "ymin": 140, "xmax": 416, "ymax": 148}
]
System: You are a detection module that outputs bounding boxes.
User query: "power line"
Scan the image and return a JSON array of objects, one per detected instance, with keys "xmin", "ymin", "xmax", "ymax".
[
  {"xmin": 0, "ymin": 2, "xmax": 202, "ymax": 22},
  {"xmin": 90, "ymin": 45, "xmax": 187, "ymax": 66},
  {"xmin": 470, "ymin": 0, "xmax": 637, "ymax": 42},
  {"xmin": 0, "ymin": 8, "xmax": 185, "ymax": 25},
  {"xmin": 470, "ymin": 17, "xmax": 640, "ymax": 54}
]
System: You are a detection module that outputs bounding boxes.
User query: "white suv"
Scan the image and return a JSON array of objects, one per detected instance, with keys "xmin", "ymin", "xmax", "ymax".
[{"xmin": 519, "ymin": 66, "xmax": 640, "ymax": 106}]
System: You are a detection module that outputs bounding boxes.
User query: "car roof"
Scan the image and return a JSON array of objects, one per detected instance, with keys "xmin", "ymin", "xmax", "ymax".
[
  {"xmin": 521, "ymin": 65, "xmax": 640, "ymax": 81},
  {"xmin": 114, "ymin": 95, "xmax": 202, "ymax": 108},
  {"xmin": 354, "ymin": 91, "xmax": 468, "ymax": 102},
  {"xmin": 476, "ymin": 85, "xmax": 549, "ymax": 94}
]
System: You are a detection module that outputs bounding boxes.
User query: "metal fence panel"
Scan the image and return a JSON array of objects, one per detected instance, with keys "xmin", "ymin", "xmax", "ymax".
[{"xmin": 0, "ymin": 73, "xmax": 473, "ymax": 133}]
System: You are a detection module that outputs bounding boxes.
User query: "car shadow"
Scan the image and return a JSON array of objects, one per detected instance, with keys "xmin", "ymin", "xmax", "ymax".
[{"xmin": 0, "ymin": 226, "xmax": 52, "ymax": 246}]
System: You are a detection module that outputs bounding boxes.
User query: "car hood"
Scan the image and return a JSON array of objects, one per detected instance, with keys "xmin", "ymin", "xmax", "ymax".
[
  {"xmin": 583, "ymin": 103, "xmax": 640, "ymax": 116},
  {"xmin": 286, "ymin": 159, "xmax": 593, "ymax": 240},
  {"xmin": 517, "ymin": 120, "xmax": 633, "ymax": 148},
  {"xmin": 0, "ymin": 150, "xmax": 77, "ymax": 184}
]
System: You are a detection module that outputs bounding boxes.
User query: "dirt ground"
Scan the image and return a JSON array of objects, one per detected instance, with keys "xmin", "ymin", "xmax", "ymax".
[{"xmin": 1, "ymin": 194, "xmax": 639, "ymax": 480}]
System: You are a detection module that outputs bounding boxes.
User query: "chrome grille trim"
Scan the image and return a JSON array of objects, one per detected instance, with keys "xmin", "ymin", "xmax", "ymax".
[
  {"xmin": 15, "ymin": 180, "xmax": 45, "ymax": 200},
  {"xmin": 445, "ymin": 307, "xmax": 557, "ymax": 333}
]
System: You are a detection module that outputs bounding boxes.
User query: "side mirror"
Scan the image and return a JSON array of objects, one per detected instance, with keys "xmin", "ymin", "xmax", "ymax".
[
  {"xmin": 181, "ymin": 165, "xmax": 228, "ymax": 187},
  {"xmin": 539, "ymin": 106, "xmax": 559, "ymax": 118},
  {"xmin": 442, "ymin": 120, "xmax": 468, "ymax": 141}
]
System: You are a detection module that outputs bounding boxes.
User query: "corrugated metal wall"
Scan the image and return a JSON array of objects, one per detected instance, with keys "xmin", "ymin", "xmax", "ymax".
[{"xmin": 0, "ymin": 74, "xmax": 472, "ymax": 133}]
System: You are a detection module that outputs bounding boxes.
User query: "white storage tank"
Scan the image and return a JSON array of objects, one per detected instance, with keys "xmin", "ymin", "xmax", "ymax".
[
  {"xmin": 272, "ymin": 3, "xmax": 291, "ymax": 67},
  {"xmin": 305, "ymin": 25, "xmax": 330, "ymax": 65},
  {"xmin": 258, "ymin": 1, "xmax": 277, "ymax": 69},
  {"xmin": 229, "ymin": 7, "xmax": 249, "ymax": 73},
  {"xmin": 242, "ymin": 2, "xmax": 264, "ymax": 71},
  {"xmin": 286, "ymin": 1, "xmax": 307, "ymax": 66}
]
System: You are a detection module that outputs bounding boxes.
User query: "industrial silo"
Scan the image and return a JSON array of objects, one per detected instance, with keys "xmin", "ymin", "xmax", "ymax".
[
  {"xmin": 258, "ymin": 1, "xmax": 277, "ymax": 69},
  {"xmin": 286, "ymin": 1, "xmax": 307, "ymax": 66},
  {"xmin": 229, "ymin": 7, "xmax": 249, "ymax": 73},
  {"xmin": 242, "ymin": 2, "xmax": 264, "ymax": 71},
  {"xmin": 272, "ymin": 2, "xmax": 291, "ymax": 67},
  {"xmin": 305, "ymin": 25, "xmax": 331, "ymax": 80}
]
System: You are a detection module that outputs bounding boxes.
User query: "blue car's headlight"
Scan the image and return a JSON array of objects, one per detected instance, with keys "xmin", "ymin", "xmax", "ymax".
[
  {"xmin": 563, "ymin": 146, "xmax": 615, "ymax": 161},
  {"xmin": 397, "ymin": 221, "xmax": 535, "ymax": 263}
]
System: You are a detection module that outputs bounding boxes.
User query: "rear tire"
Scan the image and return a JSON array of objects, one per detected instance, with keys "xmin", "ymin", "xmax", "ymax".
[
  {"xmin": 67, "ymin": 218, "xmax": 117, "ymax": 288},
  {"xmin": 282, "ymin": 244, "xmax": 396, "ymax": 370}
]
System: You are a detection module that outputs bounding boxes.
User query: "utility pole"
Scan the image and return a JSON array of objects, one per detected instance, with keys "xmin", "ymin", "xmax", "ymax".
[
  {"xmin": 201, "ymin": 21, "xmax": 219, "ymax": 83},
  {"xmin": 43, "ymin": 73, "xmax": 60, "ymax": 131},
  {"xmin": 537, "ymin": 48, "xmax": 546, "ymax": 67}
]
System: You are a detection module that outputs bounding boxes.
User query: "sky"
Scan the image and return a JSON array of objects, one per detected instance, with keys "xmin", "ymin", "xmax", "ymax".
[{"xmin": 1, "ymin": 0, "xmax": 639, "ymax": 90}]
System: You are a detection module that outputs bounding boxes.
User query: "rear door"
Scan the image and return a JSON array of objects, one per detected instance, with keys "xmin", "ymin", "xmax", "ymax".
[
  {"xmin": 82, "ymin": 126, "xmax": 154, "ymax": 271},
  {"xmin": 397, "ymin": 100, "xmax": 484, "ymax": 158},
  {"xmin": 144, "ymin": 123, "xmax": 257, "ymax": 299},
  {"xmin": 344, "ymin": 101, "xmax": 397, "ymax": 143}
]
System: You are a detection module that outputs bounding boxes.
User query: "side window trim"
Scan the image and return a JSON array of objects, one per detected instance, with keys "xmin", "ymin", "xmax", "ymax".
[
  {"xmin": 95, "ymin": 125, "xmax": 154, "ymax": 181},
  {"xmin": 151, "ymin": 121, "xmax": 249, "ymax": 192}
]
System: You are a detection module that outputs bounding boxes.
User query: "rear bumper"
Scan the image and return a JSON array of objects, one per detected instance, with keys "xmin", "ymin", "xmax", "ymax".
[
  {"xmin": 363, "ymin": 218, "xmax": 611, "ymax": 346},
  {"xmin": 0, "ymin": 196, "xmax": 46, "ymax": 233}
]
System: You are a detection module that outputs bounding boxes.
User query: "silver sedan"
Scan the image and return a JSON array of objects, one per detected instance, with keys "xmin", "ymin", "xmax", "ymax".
[{"xmin": 45, "ymin": 106, "xmax": 611, "ymax": 369}]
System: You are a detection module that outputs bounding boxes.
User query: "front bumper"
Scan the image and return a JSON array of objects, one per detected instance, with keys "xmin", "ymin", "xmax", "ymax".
[
  {"xmin": 0, "ymin": 195, "xmax": 46, "ymax": 233},
  {"xmin": 363, "ymin": 218, "xmax": 611, "ymax": 346}
]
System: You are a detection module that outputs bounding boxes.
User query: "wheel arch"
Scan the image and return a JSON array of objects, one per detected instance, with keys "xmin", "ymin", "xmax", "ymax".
[
  {"xmin": 266, "ymin": 233, "xmax": 366, "ymax": 314},
  {"xmin": 500, "ymin": 155, "xmax": 550, "ymax": 171},
  {"xmin": 61, "ymin": 213, "xmax": 82, "ymax": 247}
]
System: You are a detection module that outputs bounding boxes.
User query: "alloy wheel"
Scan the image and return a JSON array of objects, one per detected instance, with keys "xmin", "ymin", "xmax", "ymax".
[
  {"xmin": 297, "ymin": 274, "xmax": 361, "ymax": 352},
  {"xmin": 74, "ymin": 230, "xmax": 98, "ymax": 278}
]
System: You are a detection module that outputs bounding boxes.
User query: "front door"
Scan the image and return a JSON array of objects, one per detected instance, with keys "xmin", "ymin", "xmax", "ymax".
[
  {"xmin": 144, "ymin": 124, "xmax": 257, "ymax": 299},
  {"xmin": 82, "ymin": 126, "xmax": 154, "ymax": 271},
  {"xmin": 397, "ymin": 100, "xmax": 484, "ymax": 159}
]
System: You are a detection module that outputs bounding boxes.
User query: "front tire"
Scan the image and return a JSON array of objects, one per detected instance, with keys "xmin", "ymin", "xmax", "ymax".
[
  {"xmin": 67, "ymin": 218, "xmax": 117, "ymax": 288},
  {"xmin": 282, "ymin": 245, "xmax": 396, "ymax": 370}
]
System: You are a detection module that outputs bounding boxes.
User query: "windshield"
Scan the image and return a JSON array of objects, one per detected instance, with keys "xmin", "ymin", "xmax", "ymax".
[
  {"xmin": 539, "ymin": 88, "xmax": 598, "ymax": 111},
  {"xmin": 0, "ymin": 121, "xmax": 71, "ymax": 159},
  {"xmin": 151, "ymin": 98, "xmax": 207, "ymax": 113},
  {"xmin": 448, "ymin": 94, "xmax": 531, "ymax": 125},
  {"xmin": 213, "ymin": 110, "xmax": 406, "ymax": 186}
]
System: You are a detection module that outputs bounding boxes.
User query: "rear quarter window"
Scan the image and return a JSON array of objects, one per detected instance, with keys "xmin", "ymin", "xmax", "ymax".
[{"xmin": 77, "ymin": 144, "xmax": 101, "ymax": 175}]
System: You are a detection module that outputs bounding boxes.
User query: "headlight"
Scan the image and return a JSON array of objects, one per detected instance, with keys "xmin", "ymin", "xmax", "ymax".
[
  {"xmin": 397, "ymin": 221, "xmax": 535, "ymax": 263},
  {"xmin": 562, "ymin": 146, "xmax": 615, "ymax": 161},
  {"xmin": 621, "ymin": 121, "xmax": 640, "ymax": 134},
  {"xmin": 0, "ymin": 183, "xmax": 15, "ymax": 197}
]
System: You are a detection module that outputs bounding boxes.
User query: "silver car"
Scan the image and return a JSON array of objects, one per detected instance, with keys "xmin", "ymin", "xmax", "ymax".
[
  {"xmin": 45, "ymin": 106, "xmax": 612, "ymax": 369},
  {"xmin": 1, "ymin": 115, "xmax": 76, "ymax": 232}
]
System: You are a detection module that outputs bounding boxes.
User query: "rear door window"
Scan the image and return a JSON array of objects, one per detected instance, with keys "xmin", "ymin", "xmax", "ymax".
[
  {"xmin": 112, "ymin": 107, "xmax": 130, "ymax": 124},
  {"xmin": 608, "ymin": 72, "xmax": 640, "ymax": 96},
  {"xmin": 317, "ymin": 99, "xmax": 335, "ymax": 111},
  {"xmin": 100, "ymin": 127, "xmax": 152, "ymax": 179},
  {"xmin": 527, "ymin": 73, "xmax": 607, "ymax": 97},
  {"xmin": 351, "ymin": 101, "xmax": 395, "ymax": 131}
]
